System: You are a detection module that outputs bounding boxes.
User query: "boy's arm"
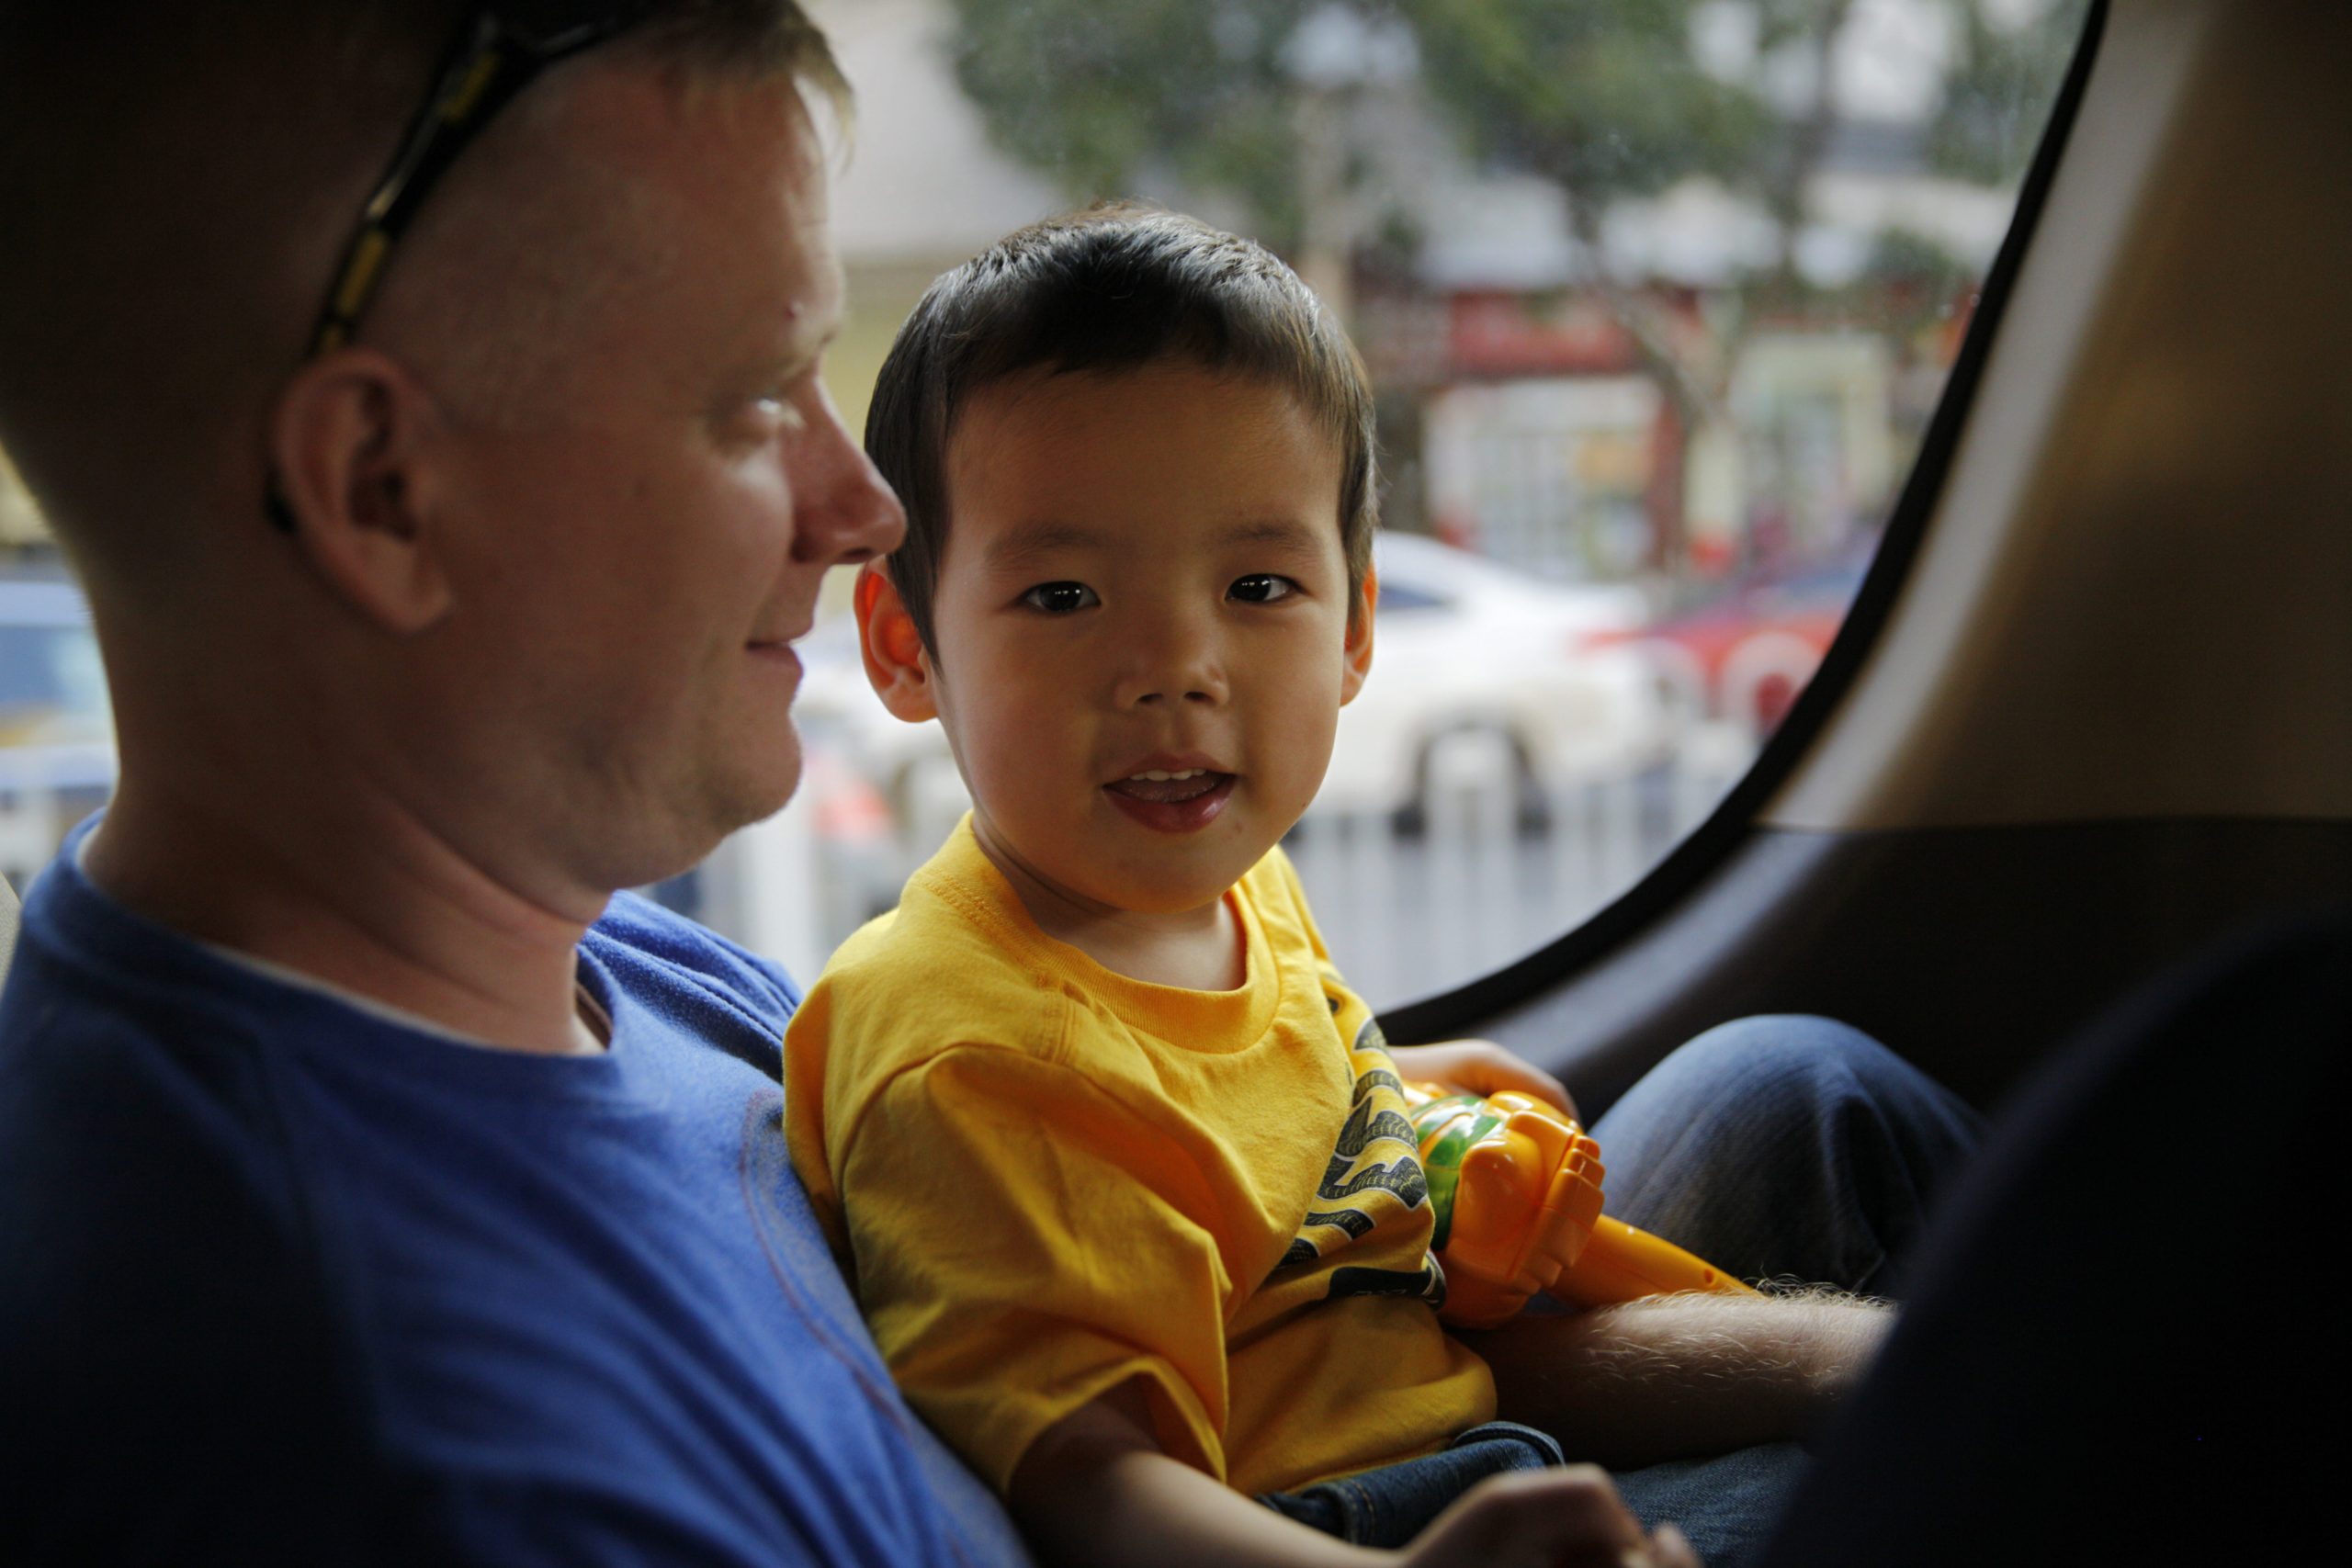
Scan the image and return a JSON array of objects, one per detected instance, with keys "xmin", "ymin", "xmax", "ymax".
[
  {"xmin": 1462, "ymin": 1289, "xmax": 1894, "ymax": 1469},
  {"xmin": 1010, "ymin": 1381, "xmax": 1699, "ymax": 1568},
  {"xmin": 1010, "ymin": 1383, "xmax": 1363, "ymax": 1568}
]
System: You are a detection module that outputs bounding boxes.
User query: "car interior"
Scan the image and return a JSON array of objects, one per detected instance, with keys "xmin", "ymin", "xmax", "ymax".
[
  {"xmin": 0, "ymin": 1, "xmax": 2340, "ymax": 1555},
  {"xmin": 1382, "ymin": 0, "xmax": 2352, "ymax": 1130},
  {"xmin": 0, "ymin": 0, "xmax": 2342, "ymax": 1179}
]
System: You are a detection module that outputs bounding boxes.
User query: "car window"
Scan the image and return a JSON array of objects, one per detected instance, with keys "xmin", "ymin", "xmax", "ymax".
[
  {"xmin": 0, "ymin": 622, "xmax": 106, "ymax": 727},
  {"xmin": 0, "ymin": 2, "xmax": 2095, "ymax": 997},
  {"xmin": 746, "ymin": 0, "xmax": 2095, "ymax": 1006},
  {"xmin": 0, "ymin": 625, "xmax": 63, "ymax": 715}
]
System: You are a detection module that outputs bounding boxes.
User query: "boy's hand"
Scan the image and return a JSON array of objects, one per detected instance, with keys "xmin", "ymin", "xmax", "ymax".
[
  {"xmin": 1013, "ymin": 1382, "xmax": 1698, "ymax": 1568},
  {"xmin": 1393, "ymin": 1467, "xmax": 1701, "ymax": 1568},
  {"xmin": 1390, "ymin": 1039, "xmax": 1578, "ymax": 1124}
]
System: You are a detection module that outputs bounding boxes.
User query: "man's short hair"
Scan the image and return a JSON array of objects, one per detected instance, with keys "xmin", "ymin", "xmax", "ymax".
[
  {"xmin": 0, "ymin": 1, "xmax": 842, "ymax": 587},
  {"xmin": 864, "ymin": 203, "xmax": 1380, "ymax": 657}
]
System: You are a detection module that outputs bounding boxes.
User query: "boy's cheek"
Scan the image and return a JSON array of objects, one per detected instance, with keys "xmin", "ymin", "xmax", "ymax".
[{"xmin": 960, "ymin": 724, "xmax": 1059, "ymax": 809}]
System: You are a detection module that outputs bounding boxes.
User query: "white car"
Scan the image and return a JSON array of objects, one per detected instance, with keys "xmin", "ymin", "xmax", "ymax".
[
  {"xmin": 1324, "ymin": 532, "xmax": 1667, "ymax": 823},
  {"xmin": 791, "ymin": 532, "xmax": 1672, "ymax": 845}
]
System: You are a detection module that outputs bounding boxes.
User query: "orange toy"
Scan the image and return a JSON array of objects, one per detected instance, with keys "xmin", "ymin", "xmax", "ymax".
[{"xmin": 1405, "ymin": 1083, "xmax": 1761, "ymax": 1328}]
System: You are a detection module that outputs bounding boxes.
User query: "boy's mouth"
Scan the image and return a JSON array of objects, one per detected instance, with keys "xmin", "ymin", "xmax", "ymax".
[
  {"xmin": 1103, "ymin": 768, "xmax": 1236, "ymax": 832},
  {"xmin": 1108, "ymin": 767, "xmax": 1224, "ymax": 804}
]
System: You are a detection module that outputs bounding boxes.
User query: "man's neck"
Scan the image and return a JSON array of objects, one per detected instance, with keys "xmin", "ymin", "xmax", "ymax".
[{"xmin": 85, "ymin": 772, "xmax": 606, "ymax": 1057}]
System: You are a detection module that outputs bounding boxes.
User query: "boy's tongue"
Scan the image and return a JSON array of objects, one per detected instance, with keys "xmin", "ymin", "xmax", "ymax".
[{"xmin": 1107, "ymin": 771, "xmax": 1227, "ymax": 805}]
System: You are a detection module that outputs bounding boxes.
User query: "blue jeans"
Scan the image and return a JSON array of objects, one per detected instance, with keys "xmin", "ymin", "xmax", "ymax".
[
  {"xmin": 1593, "ymin": 1015, "xmax": 1982, "ymax": 1298},
  {"xmin": 1258, "ymin": 1422, "xmax": 1566, "ymax": 1546},
  {"xmin": 1262, "ymin": 1017, "xmax": 1981, "ymax": 1564}
]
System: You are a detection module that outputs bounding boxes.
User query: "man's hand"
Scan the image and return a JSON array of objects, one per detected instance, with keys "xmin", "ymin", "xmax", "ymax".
[
  {"xmin": 1390, "ymin": 1039, "xmax": 1577, "ymax": 1124},
  {"xmin": 1396, "ymin": 1468, "xmax": 1701, "ymax": 1568}
]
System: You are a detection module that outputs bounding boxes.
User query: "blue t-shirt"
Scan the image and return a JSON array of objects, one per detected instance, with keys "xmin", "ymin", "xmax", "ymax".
[{"xmin": 0, "ymin": 821, "xmax": 1032, "ymax": 1567}]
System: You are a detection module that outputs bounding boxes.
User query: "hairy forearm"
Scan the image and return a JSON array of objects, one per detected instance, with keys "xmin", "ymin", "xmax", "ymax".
[{"xmin": 1464, "ymin": 1289, "xmax": 1894, "ymax": 1469}]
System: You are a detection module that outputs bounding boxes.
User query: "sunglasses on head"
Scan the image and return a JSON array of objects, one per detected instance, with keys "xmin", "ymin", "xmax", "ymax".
[{"xmin": 305, "ymin": 0, "xmax": 656, "ymax": 359}]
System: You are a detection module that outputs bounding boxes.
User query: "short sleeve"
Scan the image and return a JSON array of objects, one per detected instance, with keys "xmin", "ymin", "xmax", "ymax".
[{"xmin": 839, "ymin": 1046, "xmax": 1234, "ymax": 1492}]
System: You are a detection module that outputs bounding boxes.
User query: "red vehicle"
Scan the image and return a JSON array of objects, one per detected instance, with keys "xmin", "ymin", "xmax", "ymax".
[{"xmin": 1613, "ymin": 547, "xmax": 1872, "ymax": 736}]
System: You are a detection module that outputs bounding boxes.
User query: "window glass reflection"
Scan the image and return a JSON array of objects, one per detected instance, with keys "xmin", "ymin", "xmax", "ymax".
[{"xmin": 762, "ymin": 0, "xmax": 2090, "ymax": 1006}]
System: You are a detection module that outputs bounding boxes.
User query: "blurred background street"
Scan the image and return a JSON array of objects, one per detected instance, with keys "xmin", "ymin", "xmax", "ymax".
[{"xmin": 2, "ymin": 0, "xmax": 2086, "ymax": 1010}]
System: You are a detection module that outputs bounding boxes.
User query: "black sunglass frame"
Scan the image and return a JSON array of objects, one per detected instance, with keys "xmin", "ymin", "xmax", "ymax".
[
  {"xmin": 270, "ymin": 3, "xmax": 650, "ymax": 532},
  {"xmin": 303, "ymin": 0, "xmax": 652, "ymax": 358}
]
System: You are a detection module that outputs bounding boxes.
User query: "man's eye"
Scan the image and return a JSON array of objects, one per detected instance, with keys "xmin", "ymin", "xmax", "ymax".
[
  {"xmin": 1229, "ymin": 574, "xmax": 1298, "ymax": 604},
  {"xmin": 1019, "ymin": 581, "xmax": 1100, "ymax": 614},
  {"xmin": 754, "ymin": 394, "xmax": 808, "ymax": 434}
]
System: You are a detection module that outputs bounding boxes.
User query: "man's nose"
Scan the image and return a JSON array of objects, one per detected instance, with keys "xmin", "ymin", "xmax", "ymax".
[
  {"xmin": 1113, "ymin": 604, "xmax": 1229, "ymax": 708},
  {"xmin": 790, "ymin": 383, "xmax": 906, "ymax": 566}
]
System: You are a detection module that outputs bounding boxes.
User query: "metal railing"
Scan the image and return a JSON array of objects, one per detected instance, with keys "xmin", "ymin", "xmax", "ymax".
[
  {"xmin": 703, "ymin": 704, "xmax": 1764, "ymax": 1011},
  {"xmin": 0, "ymin": 685, "xmax": 1770, "ymax": 1012}
]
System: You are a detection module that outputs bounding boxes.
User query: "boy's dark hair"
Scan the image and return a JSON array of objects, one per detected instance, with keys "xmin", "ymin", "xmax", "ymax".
[{"xmin": 864, "ymin": 203, "xmax": 1379, "ymax": 656}]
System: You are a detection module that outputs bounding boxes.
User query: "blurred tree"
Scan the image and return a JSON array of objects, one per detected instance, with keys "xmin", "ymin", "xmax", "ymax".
[
  {"xmin": 946, "ymin": 0, "xmax": 2086, "ymax": 294},
  {"xmin": 1396, "ymin": 0, "xmax": 2084, "ymax": 578},
  {"xmin": 1400, "ymin": 0, "xmax": 1850, "ymax": 572},
  {"xmin": 1404, "ymin": 0, "xmax": 1769, "ymax": 252},
  {"xmin": 942, "ymin": 0, "xmax": 2088, "ymax": 576},
  {"xmin": 1929, "ymin": 0, "xmax": 2092, "ymax": 185},
  {"xmin": 946, "ymin": 0, "xmax": 1312, "ymax": 246}
]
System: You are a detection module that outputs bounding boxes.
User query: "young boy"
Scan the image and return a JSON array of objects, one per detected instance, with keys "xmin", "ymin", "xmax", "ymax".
[{"xmin": 783, "ymin": 206, "xmax": 1702, "ymax": 1567}]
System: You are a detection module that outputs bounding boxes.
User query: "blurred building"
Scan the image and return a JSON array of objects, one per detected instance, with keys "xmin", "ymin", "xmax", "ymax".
[
  {"xmin": 808, "ymin": 0, "xmax": 2053, "ymax": 598},
  {"xmin": 806, "ymin": 0, "xmax": 1063, "ymax": 443}
]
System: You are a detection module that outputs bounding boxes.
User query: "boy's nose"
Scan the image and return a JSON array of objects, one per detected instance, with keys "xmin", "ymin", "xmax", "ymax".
[
  {"xmin": 1113, "ymin": 620, "xmax": 1229, "ymax": 708},
  {"xmin": 1126, "ymin": 681, "xmax": 1227, "ymax": 707},
  {"xmin": 1117, "ymin": 668, "xmax": 1229, "ymax": 707}
]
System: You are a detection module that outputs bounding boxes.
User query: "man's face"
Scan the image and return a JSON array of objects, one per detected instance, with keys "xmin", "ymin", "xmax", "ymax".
[
  {"xmin": 921, "ymin": 361, "xmax": 1372, "ymax": 919},
  {"xmin": 412, "ymin": 67, "xmax": 901, "ymax": 892}
]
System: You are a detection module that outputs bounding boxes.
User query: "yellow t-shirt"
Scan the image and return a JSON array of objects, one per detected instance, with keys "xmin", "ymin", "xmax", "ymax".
[{"xmin": 784, "ymin": 818, "xmax": 1494, "ymax": 1497}]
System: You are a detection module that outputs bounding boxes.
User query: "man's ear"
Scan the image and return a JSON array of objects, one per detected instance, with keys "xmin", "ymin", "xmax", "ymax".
[
  {"xmin": 1340, "ymin": 562, "xmax": 1376, "ymax": 706},
  {"xmin": 267, "ymin": 349, "xmax": 454, "ymax": 635},
  {"xmin": 854, "ymin": 562, "xmax": 939, "ymax": 723}
]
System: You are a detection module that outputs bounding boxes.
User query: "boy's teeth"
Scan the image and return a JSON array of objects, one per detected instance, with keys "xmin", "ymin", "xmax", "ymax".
[{"xmin": 1108, "ymin": 768, "xmax": 1225, "ymax": 806}]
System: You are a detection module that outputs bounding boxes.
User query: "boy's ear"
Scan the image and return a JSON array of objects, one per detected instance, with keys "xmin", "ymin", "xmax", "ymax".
[
  {"xmin": 1340, "ymin": 562, "xmax": 1376, "ymax": 706},
  {"xmin": 854, "ymin": 562, "xmax": 939, "ymax": 723}
]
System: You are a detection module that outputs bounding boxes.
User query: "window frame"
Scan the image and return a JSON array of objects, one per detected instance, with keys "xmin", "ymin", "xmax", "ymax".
[{"xmin": 1383, "ymin": 0, "xmax": 2112, "ymax": 1043}]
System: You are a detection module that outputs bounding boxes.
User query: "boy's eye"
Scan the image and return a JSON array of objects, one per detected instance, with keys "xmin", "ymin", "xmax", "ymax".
[
  {"xmin": 1019, "ymin": 581, "xmax": 1100, "ymax": 614},
  {"xmin": 1228, "ymin": 574, "xmax": 1298, "ymax": 604}
]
